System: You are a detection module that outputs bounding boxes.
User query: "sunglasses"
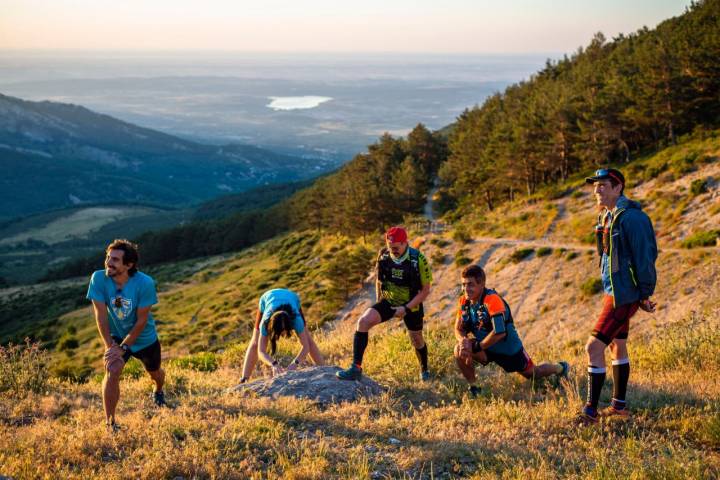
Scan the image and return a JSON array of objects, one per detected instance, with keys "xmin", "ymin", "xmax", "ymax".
[
  {"xmin": 114, "ymin": 290, "xmax": 123, "ymax": 308},
  {"xmin": 594, "ymin": 169, "xmax": 623, "ymax": 185}
]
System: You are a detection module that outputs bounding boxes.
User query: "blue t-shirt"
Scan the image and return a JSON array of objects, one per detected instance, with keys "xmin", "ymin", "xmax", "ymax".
[
  {"xmin": 86, "ymin": 270, "xmax": 159, "ymax": 351},
  {"xmin": 601, "ymin": 253, "xmax": 613, "ymax": 295},
  {"xmin": 258, "ymin": 288, "xmax": 304, "ymax": 337},
  {"xmin": 600, "ymin": 209, "xmax": 615, "ymax": 295}
]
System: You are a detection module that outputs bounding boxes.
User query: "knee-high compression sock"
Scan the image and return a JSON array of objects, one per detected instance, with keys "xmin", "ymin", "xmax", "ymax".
[
  {"xmin": 611, "ymin": 358, "xmax": 630, "ymax": 410},
  {"xmin": 414, "ymin": 344, "xmax": 428, "ymax": 372},
  {"xmin": 585, "ymin": 366, "xmax": 606, "ymax": 416},
  {"xmin": 352, "ymin": 332, "xmax": 369, "ymax": 368}
]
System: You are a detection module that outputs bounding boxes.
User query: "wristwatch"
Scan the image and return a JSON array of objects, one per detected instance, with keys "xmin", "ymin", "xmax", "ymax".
[
  {"xmin": 472, "ymin": 341, "xmax": 484, "ymax": 353},
  {"xmin": 120, "ymin": 344, "xmax": 131, "ymax": 354}
]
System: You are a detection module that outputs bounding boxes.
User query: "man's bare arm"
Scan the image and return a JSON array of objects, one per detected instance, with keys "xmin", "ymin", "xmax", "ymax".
[
  {"xmin": 121, "ymin": 306, "xmax": 151, "ymax": 347},
  {"xmin": 92, "ymin": 300, "xmax": 114, "ymax": 349}
]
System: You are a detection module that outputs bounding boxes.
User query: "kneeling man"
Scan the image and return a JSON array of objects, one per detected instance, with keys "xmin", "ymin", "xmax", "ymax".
[{"xmin": 454, "ymin": 265, "xmax": 568, "ymax": 397}]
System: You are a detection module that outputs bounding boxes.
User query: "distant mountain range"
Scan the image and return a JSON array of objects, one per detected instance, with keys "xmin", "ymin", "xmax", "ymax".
[{"xmin": 0, "ymin": 93, "xmax": 339, "ymax": 220}]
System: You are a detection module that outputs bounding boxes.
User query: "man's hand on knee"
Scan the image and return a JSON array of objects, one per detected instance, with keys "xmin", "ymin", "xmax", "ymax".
[
  {"xmin": 104, "ymin": 344, "xmax": 123, "ymax": 361},
  {"xmin": 105, "ymin": 356, "xmax": 125, "ymax": 376},
  {"xmin": 457, "ymin": 338, "xmax": 473, "ymax": 365},
  {"xmin": 104, "ymin": 345, "xmax": 125, "ymax": 374}
]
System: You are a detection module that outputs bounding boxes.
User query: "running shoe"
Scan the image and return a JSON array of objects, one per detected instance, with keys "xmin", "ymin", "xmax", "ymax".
[
  {"xmin": 336, "ymin": 365, "xmax": 362, "ymax": 381},
  {"xmin": 468, "ymin": 385, "xmax": 481, "ymax": 398},
  {"xmin": 598, "ymin": 405, "xmax": 631, "ymax": 419},
  {"xmin": 106, "ymin": 421, "xmax": 121, "ymax": 434},
  {"xmin": 420, "ymin": 370, "xmax": 431, "ymax": 382},
  {"xmin": 153, "ymin": 391, "xmax": 167, "ymax": 407},
  {"xmin": 558, "ymin": 361, "xmax": 570, "ymax": 379},
  {"xmin": 575, "ymin": 410, "xmax": 598, "ymax": 426}
]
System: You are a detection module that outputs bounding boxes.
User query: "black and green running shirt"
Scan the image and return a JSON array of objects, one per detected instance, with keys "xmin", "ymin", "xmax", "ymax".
[{"xmin": 376, "ymin": 246, "xmax": 432, "ymax": 309}]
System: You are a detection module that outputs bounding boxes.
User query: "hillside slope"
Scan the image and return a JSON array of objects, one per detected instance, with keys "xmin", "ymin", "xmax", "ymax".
[
  {"xmin": 1, "ymin": 138, "xmax": 719, "ymax": 478},
  {"xmin": 0, "ymin": 93, "xmax": 336, "ymax": 219}
]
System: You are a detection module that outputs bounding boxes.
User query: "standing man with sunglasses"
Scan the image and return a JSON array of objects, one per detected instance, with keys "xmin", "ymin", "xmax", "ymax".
[
  {"xmin": 579, "ymin": 169, "xmax": 657, "ymax": 424},
  {"xmin": 87, "ymin": 239, "xmax": 166, "ymax": 432}
]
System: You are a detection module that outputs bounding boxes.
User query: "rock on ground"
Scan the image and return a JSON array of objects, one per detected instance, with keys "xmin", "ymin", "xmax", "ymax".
[{"xmin": 227, "ymin": 365, "xmax": 383, "ymax": 404}]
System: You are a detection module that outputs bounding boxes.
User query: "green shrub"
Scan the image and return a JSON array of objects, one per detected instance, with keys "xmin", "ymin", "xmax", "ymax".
[
  {"xmin": 580, "ymin": 278, "xmax": 603, "ymax": 296},
  {"xmin": 689, "ymin": 178, "xmax": 708, "ymax": 196},
  {"xmin": 645, "ymin": 163, "xmax": 667, "ymax": 180},
  {"xmin": 0, "ymin": 339, "xmax": 50, "ymax": 396},
  {"xmin": 430, "ymin": 237, "xmax": 450, "ymax": 248},
  {"xmin": 172, "ymin": 351, "xmax": 219, "ymax": 372},
  {"xmin": 56, "ymin": 335, "xmax": 79, "ymax": 351},
  {"xmin": 454, "ymin": 249, "xmax": 472, "ymax": 267},
  {"xmin": 536, "ymin": 247, "xmax": 552, "ymax": 257},
  {"xmin": 699, "ymin": 413, "xmax": 720, "ymax": 449},
  {"xmin": 681, "ymin": 230, "xmax": 719, "ymax": 248},
  {"xmin": 122, "ymin": 358, "xmax": 146, "ymax": 379},
  {"xmin": 634, "ymin": 317, "xmax": 720, "ymax": 372},
  {"xmin": 509, "ymin": 248, "xmax": 534, "ymax": 263},
  {"xmin": 432, "ymin": 251, "xmax": 448, "ymax": 265},
  {"xmin": 570, "ymin": 190, "xmax": 585, "ymax": 199},
  {"xmin": 566, "ymin": 251, "xmax": 579, "ymax": 261},
  {"xmin": 52, "ymin": 361, "xmax": 93, "ymax": 383},
  {"xmin": 452, "ymin": 226, "xmax": 472, "ymax": 243}
]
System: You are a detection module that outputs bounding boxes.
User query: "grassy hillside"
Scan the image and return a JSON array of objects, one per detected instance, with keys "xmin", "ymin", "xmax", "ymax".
[
  {"xmin": 455, "ymin": 130, "xmax": 720, "ymax": 249},
  {"xmin": 1, "ymin": 135, "xmax": 719, "ymax": 478},
  {"xmin": 0, "ymin": 179, "xmax": 314, "ymax": 285},
  {"xmin": 1, "ymin": 299, "xmax": 718, "ymax": 478}
]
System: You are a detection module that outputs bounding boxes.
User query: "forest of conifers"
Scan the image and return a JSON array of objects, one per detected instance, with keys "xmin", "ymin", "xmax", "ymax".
[{"xmin": 45, "ymin": 0, "xmax": 720, "ymax": 280}]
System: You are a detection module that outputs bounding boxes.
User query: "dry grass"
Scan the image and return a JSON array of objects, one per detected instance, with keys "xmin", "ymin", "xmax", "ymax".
[
  {"xmin": 3, "ymin": 135, "xmax": 720, "ymax": 478},
  {"xmin": 2, "ymin": 309, "xmax": 720, "ymax": 479}
]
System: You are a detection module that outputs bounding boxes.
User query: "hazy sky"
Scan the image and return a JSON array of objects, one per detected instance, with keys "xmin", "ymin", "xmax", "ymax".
[{"xmin": 1, "ymin": 0, "xmax": 692, "ymax": 53}]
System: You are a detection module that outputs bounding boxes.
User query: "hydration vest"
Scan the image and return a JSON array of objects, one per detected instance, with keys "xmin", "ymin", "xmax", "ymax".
[
  {"xmin": 377, "ymin": 246, "xmax": 423, "ymax": 298},
  {"xmin": 459, "ymin": 288, "xmax": 514, "ymax": 336}
]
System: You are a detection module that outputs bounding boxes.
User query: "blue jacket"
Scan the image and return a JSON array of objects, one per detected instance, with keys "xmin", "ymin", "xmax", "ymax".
[{"xmin": 599, "ymin": 195, "xmax": 658, "ymax": 307}]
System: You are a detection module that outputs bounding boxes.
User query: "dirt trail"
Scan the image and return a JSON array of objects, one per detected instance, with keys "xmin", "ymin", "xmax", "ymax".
[{"xmin": 329, "ymin": 180, "xmax": 719, "ymax": 351}]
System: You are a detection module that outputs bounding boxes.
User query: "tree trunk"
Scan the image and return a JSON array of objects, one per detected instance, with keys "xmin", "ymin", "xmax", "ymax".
[{"xmin": 484, "ymin": 190, "xmax": 494, "ymax": 211}]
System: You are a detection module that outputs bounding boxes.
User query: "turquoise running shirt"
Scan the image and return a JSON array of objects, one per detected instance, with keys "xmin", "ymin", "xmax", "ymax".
[
  {"xmin": 86, "ymin": 270, "xmax": 158, "ymax": 352},
  {"xmin": 258, "ymin": 288, "xmax": 305, "ymax": 336}
]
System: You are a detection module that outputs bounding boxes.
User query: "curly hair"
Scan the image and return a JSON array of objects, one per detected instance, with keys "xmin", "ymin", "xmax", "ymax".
[{"xmin": 106, "ymin": 239, "xmax": 139, "ymax": 276}]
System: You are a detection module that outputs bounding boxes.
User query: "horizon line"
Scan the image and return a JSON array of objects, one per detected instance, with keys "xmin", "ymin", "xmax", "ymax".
[{"xmin": 0, "ymin": 47, "xmax": 568, "ymax": 57}]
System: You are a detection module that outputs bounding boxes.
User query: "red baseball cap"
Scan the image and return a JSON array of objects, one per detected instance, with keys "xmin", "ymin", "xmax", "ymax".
[{"xmin": 385, "ymin": 226, "xmax": 408, "ymax": 243}]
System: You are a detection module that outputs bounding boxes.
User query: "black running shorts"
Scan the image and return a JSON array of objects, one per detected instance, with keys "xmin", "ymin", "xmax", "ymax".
[
  {"xmin": 112, "ymin": 336, "xmax": 162, "ymax": 372},
  {"xmin": 371, "ymin": 299, "xmax": 424, "ymax": 331},
  {"xmin": 485, "ymin": 348, "xmax": 534, "ymax": 374}
]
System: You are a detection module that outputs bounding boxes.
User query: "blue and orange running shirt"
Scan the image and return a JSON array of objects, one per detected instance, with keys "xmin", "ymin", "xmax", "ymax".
[{"xmin": 456, "ymin": 288, "xmax": 524, "ymax": 356}]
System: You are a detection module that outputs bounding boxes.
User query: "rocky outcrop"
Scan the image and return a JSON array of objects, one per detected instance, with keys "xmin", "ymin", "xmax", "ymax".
[{"xmin": 228, "ymin": 365, "xmax": 383, "ymax": 404}]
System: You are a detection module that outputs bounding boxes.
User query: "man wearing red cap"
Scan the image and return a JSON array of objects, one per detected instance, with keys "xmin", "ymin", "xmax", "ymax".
[{"xmin": 337, "ymin": 226, "xmax": 433, "ymax": 381}]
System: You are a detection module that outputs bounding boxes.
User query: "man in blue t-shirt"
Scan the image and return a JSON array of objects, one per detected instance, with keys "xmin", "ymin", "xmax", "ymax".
[
  {"xmin": 86, "ymin": 239, "xmax": 166, "ymax": 431},
  {"xmin": 454, "ymin": 265, "xmax": 568, "ymax": 398}
]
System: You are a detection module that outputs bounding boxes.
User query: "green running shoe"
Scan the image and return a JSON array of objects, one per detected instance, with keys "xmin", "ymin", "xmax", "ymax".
[
  {"xmin": 153, "ymin": 391, "xmax": 167, "ymax": 407},
  {"xmin": 558, "ymin": 361, "xmax": 569, "ymax": 379},
  {"xmin": 336, "ymin": 365, "xmax": 362, "ymax": 381}
]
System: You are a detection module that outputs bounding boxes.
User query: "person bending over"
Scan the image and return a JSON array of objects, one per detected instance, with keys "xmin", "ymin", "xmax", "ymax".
[{"xmin": 240, "ymin": 288, "xmax": 324, "ymax": 382}]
